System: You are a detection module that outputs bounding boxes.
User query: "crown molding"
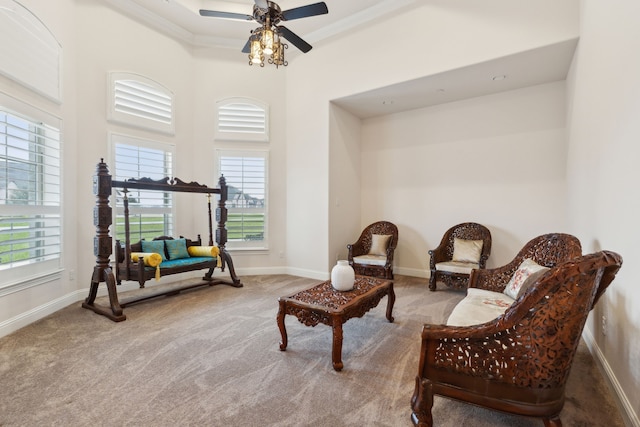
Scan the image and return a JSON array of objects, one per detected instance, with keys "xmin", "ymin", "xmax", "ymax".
[
  {"xmin": 104, "ymin": 0, "xmax": 198, "ymax": 45},
  {"xmin": 103, "ymin": 0, "xmax": 419, "ymax": 49},
  {"xmin": 305, "ymin": 0, "xmax": 417, "ymax": 44}
]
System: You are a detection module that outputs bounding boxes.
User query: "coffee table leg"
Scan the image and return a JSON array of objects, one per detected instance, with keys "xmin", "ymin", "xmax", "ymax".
[
  {"xmin": 277, "ymin": 300, "xmax": 288, "ymax": 351},
  {"xmin": 386, "ymin": 283, "xmax": 396, "ymax": 323},
  {"xmin": 332, "ymin": 320, "xmax": 344, "ymax": 371}
]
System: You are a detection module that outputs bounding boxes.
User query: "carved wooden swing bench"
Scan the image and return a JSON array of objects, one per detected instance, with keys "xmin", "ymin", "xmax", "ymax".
[{"xmin": 83, "ymin": 159, "xmax": 242, "ymax": 322}]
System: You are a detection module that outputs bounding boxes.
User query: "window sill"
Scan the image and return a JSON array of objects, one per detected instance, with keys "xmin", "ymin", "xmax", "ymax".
[
  {"xmin": 0, "ymin": 269, "xmax": 64, "ymax": 298},
  {"xmin": 225, "ymin": 247, "xmax": 269, "ymax": 255}
]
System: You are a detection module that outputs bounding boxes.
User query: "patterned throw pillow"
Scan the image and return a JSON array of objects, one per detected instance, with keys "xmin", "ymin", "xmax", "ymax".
[
  {"xmin": 165, "ymin": 238, "xmax": 190, "ymax": 260},
  {"xmin": 141, "ymin": 239, "xmax": 167, "ymax": 261},
  {"xmin": 503, "ymin": 258, "xmax": 550, "ymax": 299}
]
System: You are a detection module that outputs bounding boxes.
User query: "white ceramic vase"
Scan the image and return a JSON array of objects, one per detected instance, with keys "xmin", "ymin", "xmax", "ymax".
[{"xmin": 331, "ymin": 260, "xmax": 355, "ymax": 291}]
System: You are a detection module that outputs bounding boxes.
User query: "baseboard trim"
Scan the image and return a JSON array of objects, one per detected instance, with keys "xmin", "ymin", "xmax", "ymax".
[
  {"xmin": 394, "ymin": 266, "xmax": 428, "ymax": 279},
  {"xmin": 0, "ymin": 289, "xmax": 86, "ymax": 338},
  {"xmin": 583, "ymin": 329, "xmax": 640, "ymax": 427}
]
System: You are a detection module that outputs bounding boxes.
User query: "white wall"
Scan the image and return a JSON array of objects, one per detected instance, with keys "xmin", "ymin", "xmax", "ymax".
[
  {"xmin": 566, "ymin": 0, "xmax": 640, "ymax": 424},
  {"xmin": 360, "ymin": 81, "xmax": 568, "ymax": 276},
  {"xmin": 329, "ymin": 104, "xmax": 362, "ymax": 266},
  {"xmin": 287, "ymin": 0, "xmax": 580, "ymax": 278}
]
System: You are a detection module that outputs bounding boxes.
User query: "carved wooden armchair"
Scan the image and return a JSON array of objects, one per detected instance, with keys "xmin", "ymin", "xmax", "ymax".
[
  {"xmin": 347, "ymin": 221, "xmax": 398, "ymax": 279},
  {"xmin": 467, "ymin": 233, "xmax": 582, "ymax": 292},
  {"xmin": 411, "ymin": 249, "xmax": 623, "ymax": 427},
  {"xmin": 428, "ymin": 222, "xmax": 492, "ymax": 291}
]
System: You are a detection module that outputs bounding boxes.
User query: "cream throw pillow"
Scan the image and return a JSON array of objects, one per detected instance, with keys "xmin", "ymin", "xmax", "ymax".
[
  {"xmin": 452, "ymin": 238, "xmax": 483, "ymax": 264},
  {"xmin": 369, "ymin": 234, "xmax": 392, "ymax": 256},
  {"xmin": 503, "ymin": 258, "xmax": 550, "ymax": 299}
]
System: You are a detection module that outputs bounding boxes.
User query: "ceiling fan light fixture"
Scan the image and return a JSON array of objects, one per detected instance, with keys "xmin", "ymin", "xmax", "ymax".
[
  {"xmin": 270, "ymin": 40, "xmax": 288, "ymax": 68},
  {"xmin": 261, "ymin": 27, "xmax": 274, "ymax": 55},
  {"xmin": 249, "ymin": 34, "xmax": 264, "ymax": 66}
]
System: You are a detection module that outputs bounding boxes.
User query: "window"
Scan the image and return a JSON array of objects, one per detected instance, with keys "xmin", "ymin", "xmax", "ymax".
[
  {"xmin": 215, "ymin": 98, "xmax": 268, "ymax": 142},
  {"xmin": 108, "ymin": 72, "xmax": 174, "ymax": 135},
  {"xmin": 0, "ymin": 104, "xmax": 61, "ymax": 287},
  {"xmin": 0, "ymin": 1, "xmax": 62, "ymax": 103},
  {"xmin": 111, "ymin": 135, "xmax": 174, "ymax": 243},
  {"xmin": 216, "ymin": 150, "xmax": 268, "ymax": 249}
]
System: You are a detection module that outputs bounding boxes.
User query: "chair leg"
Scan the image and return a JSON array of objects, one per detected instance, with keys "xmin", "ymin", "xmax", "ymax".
[
  {"xmin": 543, "ymin": 416, "xmax": 562, "ymax": 427},
  {"xmin": 428, "ymin": 271, "xmax": 437, "ymax": 291},
  {"xmin": 411, "ymin": 377, "xmax": 434, "ymax": 426}
]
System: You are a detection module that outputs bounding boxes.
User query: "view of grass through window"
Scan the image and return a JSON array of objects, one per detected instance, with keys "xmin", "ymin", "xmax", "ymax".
[
  {"xmin": 219, "ymin": 154, "xmax": 266, "ymax": 244},
  {"xmin": 1, "ymin": 108, "xmax": 61, "ymax": 271},
  {"xmin": 114, "ymin": 142, "xmax": 173, "ymax": 243}
]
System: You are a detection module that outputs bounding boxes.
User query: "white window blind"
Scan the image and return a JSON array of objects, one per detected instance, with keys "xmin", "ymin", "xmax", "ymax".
[
  {"xmin": 215, "ymin": 98, "xmax": 268, "ymax": 142},
  {"xmin": 112, "ymin": 136, "xmax": 174, "ymax": 242},
  {"xmin": 109, "ymin": 73, "xmax": 174, "ymax": 134},
  {"xmin": 0, "ymin": 107, "xmax": 61, "ymax": 286},
  {"xmin": 217, "ymin": 150, "xmax": 268, "ymax": 249},
  {"xmin": 0, "ymin": 1, "xmax": 62, "ymax": 103}
]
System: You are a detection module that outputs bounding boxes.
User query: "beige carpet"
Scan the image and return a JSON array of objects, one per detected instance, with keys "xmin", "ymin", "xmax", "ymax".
[{"xmin": 0, "ymin": 274, "xmax": 625, "ymax": 426}]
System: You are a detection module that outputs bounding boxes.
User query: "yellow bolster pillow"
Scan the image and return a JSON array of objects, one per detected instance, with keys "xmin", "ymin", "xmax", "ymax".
[
  {"xmin": 131, "ymin": 252, "xmax": 162, "ymax": 280},
  {"xmin": 187, "ymin": 246, "xmax": 221, "ymax": 267}
]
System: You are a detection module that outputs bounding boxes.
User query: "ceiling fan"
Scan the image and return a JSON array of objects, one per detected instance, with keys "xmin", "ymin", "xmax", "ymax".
[{"xmin": 199, "ymin": 0, "xmax": 329, "ymax": 67}]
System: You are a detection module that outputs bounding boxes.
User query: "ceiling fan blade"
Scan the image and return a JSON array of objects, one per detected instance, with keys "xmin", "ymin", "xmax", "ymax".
[
  {"xmin": 278, "ymin": 26, "xmax": 312, "ymax": 53},
  {"xmin": 281, "ymin": 2, "xmax": 328, "ymax": 21},
  {"xmin": 199, "ymin": 9, "xmax": 254, "ymax": 21},
  {"xmin": 241, "ymin": 39, "xmax": 251, "ymax": 54},
  {"xmin": 254, "ymin": 0, "xmax": 269, "ymax": 9}
]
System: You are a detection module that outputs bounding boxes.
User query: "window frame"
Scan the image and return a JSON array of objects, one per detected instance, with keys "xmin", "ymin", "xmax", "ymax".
[
  {"xmin": 107, "ymin": 72, "xmax": 174, "ymax": 135},
  {"xmin": 0, "ymin": 93, "xmax": 63, "ymax": 290},
  {"xmin": 215, "ymin": 148, "xmax": 269, "ymax": 251},
  {"xmin": 215, "ymin": 97, "xmax": 269, "ymax": 142}
]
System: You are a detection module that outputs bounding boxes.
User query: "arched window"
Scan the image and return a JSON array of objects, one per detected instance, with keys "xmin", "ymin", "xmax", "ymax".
[
  {"xmin": 215, "ymin": 98, "xmax": 268, "ymax": 142},
  {"xmin": 108, "ymin": 72, "xmax": 174, "ymax": 135},
  {"xmin": 0, "ymin": 0, "xmax": 62, "ymax": 103}
]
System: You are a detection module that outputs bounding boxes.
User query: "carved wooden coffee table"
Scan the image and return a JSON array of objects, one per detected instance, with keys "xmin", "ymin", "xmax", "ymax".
[{"xmin": 277, "ymin": 276, "xmax": 395, "ymax": 371}]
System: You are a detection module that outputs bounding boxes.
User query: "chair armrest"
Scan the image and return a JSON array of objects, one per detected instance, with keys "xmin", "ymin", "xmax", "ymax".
[
  {"xmin": 419, "ymin": 319, "xmax": 533, "ymax": 386},
  {"xmin": 479, "ymin": 253, "xmax": 490, "ymax": 269},
  {"xmin": 385, "ymin": 246, "xmax": 395, "ymax": 266},
  {"xmin": 468, "ymin": 262, "xmax": 518, "ymax": 292},
  {"xmin": 428, "ymin": 244, "xmax": 448, "ymax": 268},
  {"xmin": 347, "ymin": 242, "xmax": 366, "ymax": 260}
]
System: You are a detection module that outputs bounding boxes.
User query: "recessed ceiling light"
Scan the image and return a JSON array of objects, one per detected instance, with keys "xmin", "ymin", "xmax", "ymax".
[{"xmin": 492, "ymin": 75, "xmax": 507, "ymax": 81}]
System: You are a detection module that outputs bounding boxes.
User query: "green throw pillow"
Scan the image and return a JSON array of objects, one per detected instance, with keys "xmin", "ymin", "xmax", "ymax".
[
  {"xmin": 141, "ymin": 239, "xmax": 167, "ymax": 262},
  {"xmin": 165, "ymin": 238, "xmax": 190, "ymax": 260}
]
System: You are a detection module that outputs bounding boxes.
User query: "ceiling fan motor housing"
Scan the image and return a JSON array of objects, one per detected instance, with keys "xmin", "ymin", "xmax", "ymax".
[{"xmin": 253, "ymin": 2, "xmax": 283, "ymax": 25}]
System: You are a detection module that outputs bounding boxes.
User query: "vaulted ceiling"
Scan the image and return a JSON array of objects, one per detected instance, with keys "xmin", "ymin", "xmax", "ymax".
[
  {"xmin": 104, "ymin": 0, "xmax": 416, "ymax": 50},
  {"xmin": 103, "ymin": 0, "xmax": 578, "ymax": 118}
]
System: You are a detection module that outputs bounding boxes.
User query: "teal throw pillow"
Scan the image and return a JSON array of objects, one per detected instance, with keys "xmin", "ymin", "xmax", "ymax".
[
  {"xmin": 141, "ymin": 239, "xmax": 167, "ymax": 262},
  {"xmin": 165, "ymin": 238, "xmax": 190, "ymax": 260}
]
